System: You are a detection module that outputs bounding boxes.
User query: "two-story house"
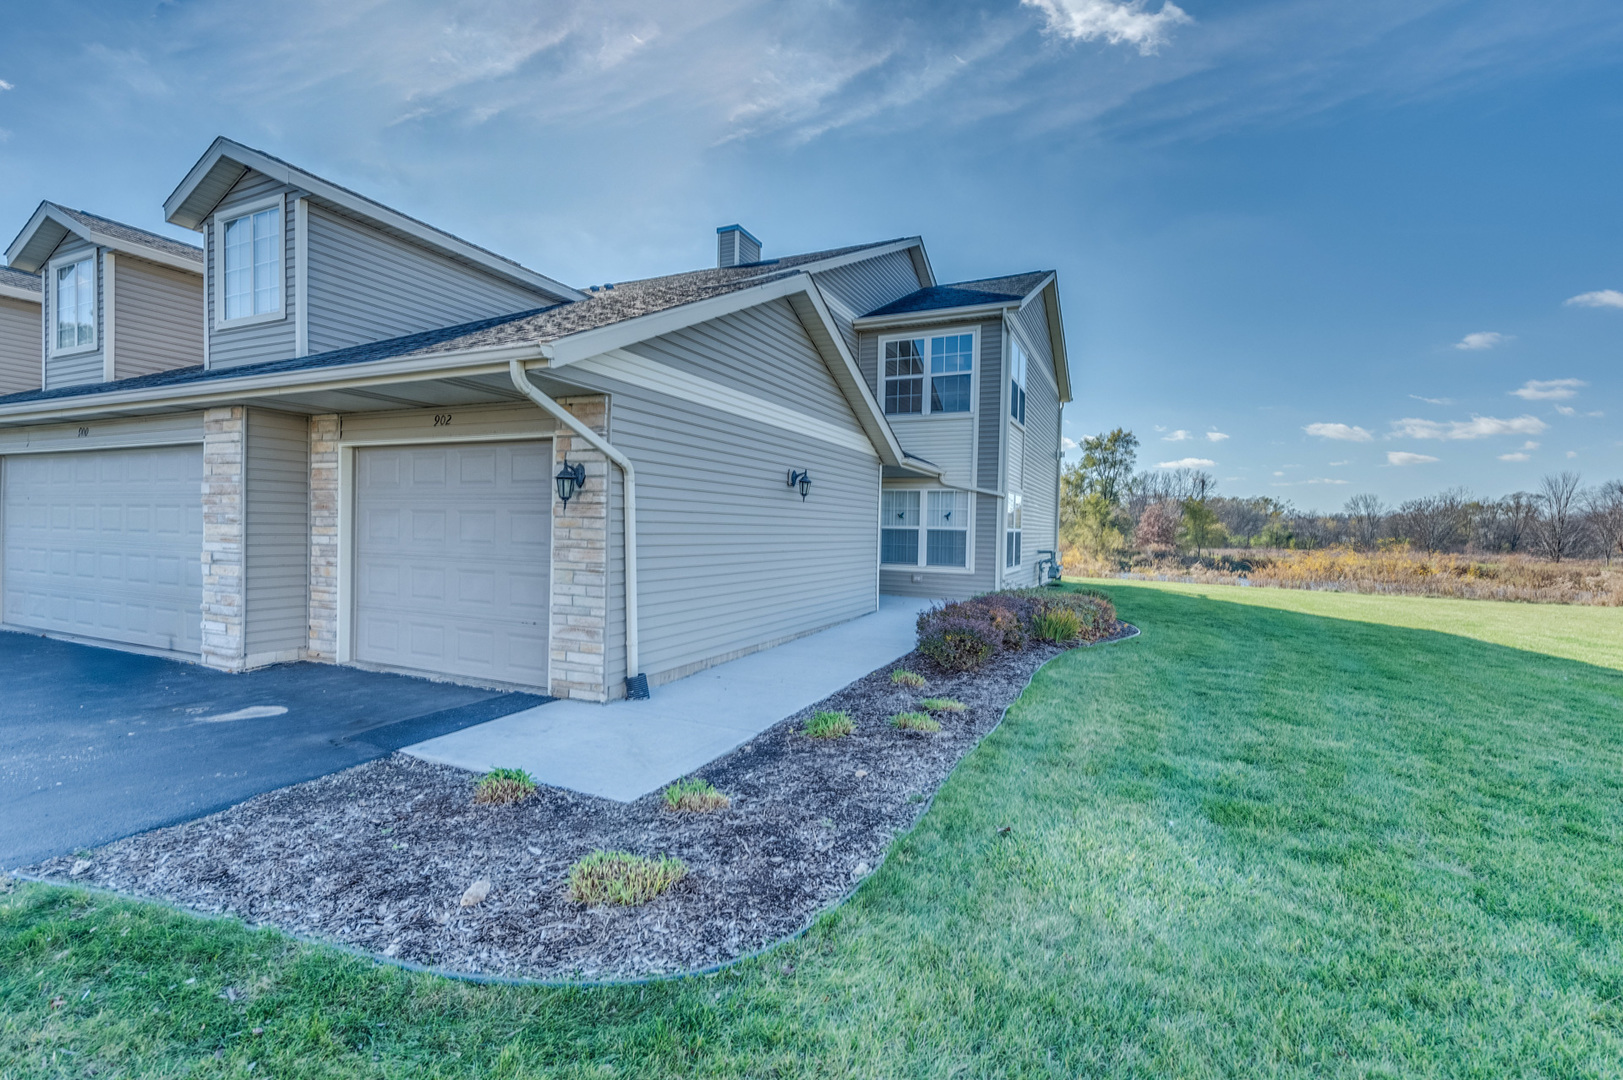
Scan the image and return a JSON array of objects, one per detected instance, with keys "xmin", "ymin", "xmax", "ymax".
[
  {"xmin": 0, "ymin": 137, "xmax": 1071, "ymax": 705},
  {"xmin": 0, "ymin": 266, "xmax": 42, "ymax": 395}
]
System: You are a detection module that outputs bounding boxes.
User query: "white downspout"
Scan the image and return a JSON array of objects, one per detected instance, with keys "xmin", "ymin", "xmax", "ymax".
[{"xmin": 508, "ymin": 359, "xmax": 644, "ymax": 697}]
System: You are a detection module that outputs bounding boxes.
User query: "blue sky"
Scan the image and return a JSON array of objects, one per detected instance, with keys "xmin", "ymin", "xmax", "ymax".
[{"xmin": 2, "ymin": 0, "xmax": 1620, "ymax": 508}]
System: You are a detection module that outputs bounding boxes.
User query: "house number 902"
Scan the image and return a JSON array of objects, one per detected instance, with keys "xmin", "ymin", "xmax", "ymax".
[{"xmin": 433, "ymin": 414, "xmax": 453, "ymax": 426}]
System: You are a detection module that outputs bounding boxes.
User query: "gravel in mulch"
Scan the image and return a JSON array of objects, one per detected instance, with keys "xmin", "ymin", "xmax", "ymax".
[{"xmin": 27, "ymin": 625, "xmax": 1133, "ymax": 981}]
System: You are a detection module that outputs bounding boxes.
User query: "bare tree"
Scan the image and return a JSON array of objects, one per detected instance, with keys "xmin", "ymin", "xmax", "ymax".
[
  {"xmin": 1393, "ymin": 489, "xmax": 1471, "ymax": 553},
  {"xmin": 1532, "ymin": 472, "xmax": 1586, "ymax": 562},
  {"xmin": 1585, "ymin": 480, "xmax": 1623, "ymax": 565},
  {"xmin": 1134, "ymin": 501, "xmax": 1181, "ymax": 553},
  {"xmin": 1344, "ymin": 493, "xmax": 1386, "ymax": 549}
]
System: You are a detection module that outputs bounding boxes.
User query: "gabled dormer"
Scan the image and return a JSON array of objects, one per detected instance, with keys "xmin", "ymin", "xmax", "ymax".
[
  {"xmin": 4, "ymin": 203, "xmax": 204, "ymax": 391},
  {"xmin": 163, "ymin": 137, "xmax": 585, "ymax": 371},
  {"xmin": 0, "ymin": 266, "xmax": 43, "ymax": 395}
]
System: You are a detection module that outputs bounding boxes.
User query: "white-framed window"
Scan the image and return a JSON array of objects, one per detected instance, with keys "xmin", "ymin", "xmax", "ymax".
[
  {"xmin": 1009, "ymin": 336, "xmax": 1027, "ymax": 425},
  {"xmin": 215, "ymin": 198, "xmax": 282, "ymax": 324},
  {"xmin": 881, "ymin": 488, "xmax": 970, "ymax": 569},
  {"xmin": 1005, "ymin": 492, "xmax": 1023, "ymax": 568},
  {"xmin": 882, "ymin": 329, "xmax": 975, "ymax": 416},
  {"xmin": 51, "ymin": 255, "xmax": 96, "ymax": 354}
]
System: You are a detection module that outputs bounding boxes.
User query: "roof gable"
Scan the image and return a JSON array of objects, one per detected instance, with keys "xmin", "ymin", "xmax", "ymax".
[
  {"xmin": 5, "ymin": 202, "xmax": 203, "ymax": 274},
  {"xmin": 0, "ymin": 266, "xmax": 41, "ymax": 303}
]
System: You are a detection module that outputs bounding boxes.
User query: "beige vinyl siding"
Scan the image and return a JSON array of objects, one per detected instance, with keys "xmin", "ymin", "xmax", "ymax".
[
  {"xmin": 0, "ymin": 296, "xmax": 41, "ymax": 394},
  {"xmin": 206, "ymin": 171, "xmax": 296, "ymax": 369},
  {"xmin": 42, "ymin": 237, "xmax": 102, "ymax": 390},
  {"xmin": 811, "ymin": 249, "xmax": 923, "ymax": 356},
  {"xmin": 304, "ymin": 205, "xmax": 550, "ymax": 355},
  {"xmin": 879, "ymin": 490, "xmax": 999, "ymax": 599},
  {"xmin": 622, "ymin": 298, "xmax": 866, "ymax": 436},
  {"xmin": 244, "ymin": 408, "xmax": 310, "ymax": 661},
  {"xmin": 112, "ymin": 256, "xmax": 204, "ymax": 379}
]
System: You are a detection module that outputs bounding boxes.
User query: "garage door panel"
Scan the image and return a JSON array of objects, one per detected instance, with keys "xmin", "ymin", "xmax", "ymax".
[
  {"xmin": 355, "ymin": 441, "xmax": 550, "ymax": 687},
  {"xmin": 4, "ymin": 446, "xmax": 204, "ymax": 654}
]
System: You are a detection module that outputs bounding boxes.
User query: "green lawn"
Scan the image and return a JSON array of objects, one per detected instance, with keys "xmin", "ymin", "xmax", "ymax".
[{"xmin": 5, "ymin": 582, "xmax": 1622, "ymax": 1078}]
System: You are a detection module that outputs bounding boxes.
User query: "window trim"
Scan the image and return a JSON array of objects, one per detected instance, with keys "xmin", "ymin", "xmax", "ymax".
[
  {"xmin": 1008, "ymin": 335, "xmax": 1027, "ymax": 429},
  {"xmin": 212, "ymin": 194, "xmax": 286, "ymax": 330},
  {"xmin": 877, "ymin": 325, "xmax": 980, "ymax": 419},
  {"xmin": 879, "ymin": 485, "xmax": 976, "ymax": 574},
  {"xmin": 1005, "ymin": 491, "xmax": 1024, "ymax": 569},
  {"xmin": 46, "ymin": 251, "xmax": 98, "ymax": 358}
]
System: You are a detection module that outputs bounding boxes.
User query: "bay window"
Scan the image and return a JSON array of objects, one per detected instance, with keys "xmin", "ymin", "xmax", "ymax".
[
  {"xmin": 53, "ymin": 256, "xmax": 95, "ymax": 353},
  {"xmin": 883, "ymin": 330, "xmax": 975, "ymax": 416}
]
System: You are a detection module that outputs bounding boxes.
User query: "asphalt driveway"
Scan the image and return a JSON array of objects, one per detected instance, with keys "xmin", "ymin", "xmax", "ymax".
[{"xmin": 0, "ymin": 630, "xmax": 548, "ymax": 867}]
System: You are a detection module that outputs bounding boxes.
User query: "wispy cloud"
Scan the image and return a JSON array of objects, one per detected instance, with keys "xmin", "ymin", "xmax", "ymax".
[
  {"xmin": 1162, "ymin": 429, "xmax": 1192, "ymax": 441},
  {"xmin": 1061, "ymin": 436, "xmax": 1079, "ymax": 450},
  {"xmin": 1157, "ymin": 457, "xmax": 1215, "ymax": 468},
  {"xmin": 1523, "ymin": 441, "xmax": 1540, "ymax": 450},
  {"xmin": 1387, "ymin": 451, "xmax": 1439, "ymax": 465},
  {"xmin": 1022, "ymin": 0, "xmax": 1193, "ymax": 55},
  {"xmin": 1304, "ymin": 422, "xmax": 1373, "ymax": 442},
  {"xmin": 1498, "ymin": 452, "xmax": 1531, "ymax": 462},
  {"xmin": 1565, "ymin": 289, "xmax": 1623, "ymax": 309},
  {"xmin": 1270, "ymin": 477, "xmax": 1349, "ymax": 487},
  {"xmin": 1409, "ymin": 394, "xmax": 1454, "ymax": 405},
  {"xmin": 1511, "ymin": 378, "xmax": 1585, "ymax": 400},
  {"xmin": 1390, "ymin": 415, "xmax": 1547, "ymax": 440},
  {"xmin": 1329, "ymin": 460, "xmax": 1350, "ymax": 466},
  {"xmin": 1206, "ymin": 430, "xmax": 1229, "ymax": 442},
  {"xmin": 0, "ymin": 80, "xmax": 13, "ymax": 91},
  {"xmin": 1453, "ymin": 331, "xmax": 1508, "ymax": 350}
]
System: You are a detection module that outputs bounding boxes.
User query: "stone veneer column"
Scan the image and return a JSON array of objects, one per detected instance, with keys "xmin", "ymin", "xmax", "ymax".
[
  {"xmin": 550, "ymin": 396, "xmax": 612, "ymax": 702},
  {"xmin": 200, "ymin": 406, "xmax": 246, "ymax": 671},
  {"xmin": 306, "ymin": 414, "xmax": 340, "ymax": 661}
]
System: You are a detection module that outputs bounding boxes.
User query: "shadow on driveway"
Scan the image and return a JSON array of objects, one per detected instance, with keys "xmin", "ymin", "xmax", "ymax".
[{"xmin": 0, "ymin": 631, "xmax": 549, "ymax": 867}]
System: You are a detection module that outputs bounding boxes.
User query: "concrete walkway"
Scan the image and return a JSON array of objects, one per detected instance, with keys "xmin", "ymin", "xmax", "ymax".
[{"xmin": 404, "ymin": 596, "xmax": 932, "ymax": 801}]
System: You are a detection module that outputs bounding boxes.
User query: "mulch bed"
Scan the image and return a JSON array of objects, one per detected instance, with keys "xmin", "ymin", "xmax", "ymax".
[{"xmin": 27, "ymin": 625, "xmax": 1133, "ymax": 981}]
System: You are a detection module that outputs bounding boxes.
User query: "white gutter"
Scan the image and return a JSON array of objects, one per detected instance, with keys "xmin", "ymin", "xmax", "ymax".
[{"xmin": 508, "ymin": 359, "xmax": 644, "ymax": 698}]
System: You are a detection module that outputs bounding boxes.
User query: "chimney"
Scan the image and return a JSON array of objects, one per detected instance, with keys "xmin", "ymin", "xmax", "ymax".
[{"xmin": 716, "ymin": 224, "xmax": 761, "ymax": 268}]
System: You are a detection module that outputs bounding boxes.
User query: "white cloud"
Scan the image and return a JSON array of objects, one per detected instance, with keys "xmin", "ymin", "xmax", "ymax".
[
  {"xmin": 1022, "ymin": 0, "xmax": 1193, "ymax": 55},
  {"xmin": 1061, "ymin": 436, "xmax": 1079, "ymax": 450},
  {"xmin": 1162, "ymin": 429, "xmax": 1192, "ymax": 441},
  {"xmin": 1523, "ymin": 441, "xmax": 1540, "ymax": 450},
  {"xmin": 1329, "ymin": 460, "xmax": 1350, "ymax": 466},
  {"xmin": 0, "ymin": 80, "xmax": 13, "ymax": 91},
  {"xmin": 1409, "ymin": 394, "xmax": 1454, "ymax": 406},
  {"xmin": 1205, "ymin": 430, "xmax": 1229, "ymax": 442},
  {"xmin": 1453, "ymin": 331, "xmax": 1508, "ymax": 351},
  {"xmin": 1555, "ymin": 405, "xmax": 1576, "ymax": 416},
  {"xmin": 1565, "ymin": 290, "xmax": 1623, "ymax": 309},
  {"xmin": 1387, "ymin": 451, "xmax": 1439, "ymax": 466},
  {"xmin": 1270, "ymin": 477, "xmax": 1349, "ymax": 487},
  {"xmin": 1511, "ymin": 378, "xmax": 1585, "ymax": 400},
  {"xmin": 1157, "ymin": 457, "xmax": 1215, "ymax": 468},
  {"xmin": 1390, "ymin": 414, "xmax": 1547, "ymax": 440},
  {"xmin": 1303, "ymin": 422, "xmax": 1373, "ymax": 442},
  {"xmin": 1567, "ymin": 450, "xmax": 1578, "ymax": 459},
  {"xmin": 1498, "ymin": 452, "xmax": 1531, "ymax": 462}
]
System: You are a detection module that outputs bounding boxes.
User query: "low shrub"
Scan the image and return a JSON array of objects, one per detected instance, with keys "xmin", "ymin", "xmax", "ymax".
[
  {"xmin": 473, "ymin": 767, "xmax": 537, "ymax": 805},
  {"xmin": 890, "ymin": 669, "xmax": 927, "ymax": 688},
  {"xmin": 1032, "ymin": 606, "xmax": 1083, "ymax": 642},
  {"xmin": 567, "ymin": 851, "xmax": 688, "ymax": 906},
  {"xmin": 890, "ymin": 711, "xmax": 941, "ymax": 733},
  {"xmin": 918, "ymin": 615, "xmax": 998, "ymax": 672},
  {"xmin": 917, "ymin": 697, "xmax": 967, "ymax": 713},
  {"xmin": 804, "ymin": 710, "xmax": 855, "ymax": 739},
  {"xmin": 914, "ymin": 588, "xmax": 1116, "ymax": 672},
  {"xmin": 663, "ymin": 777, "xmax": 730, "ymax": 813}
]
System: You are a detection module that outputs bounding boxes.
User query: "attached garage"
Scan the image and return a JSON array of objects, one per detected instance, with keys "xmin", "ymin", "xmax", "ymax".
[
  {"xmin": 2, "ymin": 445, "xmax": 204, "ymax": 654},
  {"xmin": 352, "ymin": 440, "xmax": 552, "ymax": 688}
]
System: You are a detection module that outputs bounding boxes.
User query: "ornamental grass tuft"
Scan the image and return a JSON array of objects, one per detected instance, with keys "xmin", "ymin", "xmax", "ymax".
[
  {"xmin": 663, "ymin": 777, "xmax": 731, "ymax": 813},
  {"xmin": 473, "ymin": 767, "xmax": 537, "ymax": 805},
  {"xmin": 917, "ymin": 697, "xmax": 967, "ymax": 713},
  {"xmin": 890, "ymin": 669, "xmax": 927, "ymax": 688},
  {"xmin": 890, "ymin": 711, "xmax": 941, "ymax": 733},
  {"xmin": 803, "ymin": 709, "xmax": 855, "ymax": 739},
  {"xmin": 567, "ymin": 851, "xmax": 688, "ymax": 906}
]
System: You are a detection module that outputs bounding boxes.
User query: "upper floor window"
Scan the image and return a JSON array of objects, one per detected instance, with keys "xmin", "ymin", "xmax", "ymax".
[
  {"xmin": 221, "ymin": 204, "xmax": 281, "ymax": 321},
  {"xmin": 1009, "ymin": 337, "xmax": 1027, "ymax": 425},
  {"xmin": 53, "ymin": 256, "xmax": 95, "ymax": 353},
  {"xmin": 883, "ymin": 331, "xmax": 974, "ymax": 416}
]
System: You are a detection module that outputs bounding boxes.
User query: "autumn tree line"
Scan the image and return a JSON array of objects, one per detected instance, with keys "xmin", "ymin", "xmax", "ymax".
[{"xmin": 1060, "ymin": 429, "xmax": 1623, "ymax": 563}]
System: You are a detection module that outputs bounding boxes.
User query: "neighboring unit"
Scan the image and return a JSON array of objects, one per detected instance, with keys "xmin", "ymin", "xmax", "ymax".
[
  {"xmin": 0, "ymin": 267, "xmax": 42, "ymax": 395},
  {"xmin": 0, "ymin": 137, "xmax": 1073, "ymax": 706}
]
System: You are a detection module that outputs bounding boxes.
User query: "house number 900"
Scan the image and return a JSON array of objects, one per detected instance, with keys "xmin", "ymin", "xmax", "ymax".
[{"xmin": 433, "ymin": 414, "xmax": 453, "ymax": 426}]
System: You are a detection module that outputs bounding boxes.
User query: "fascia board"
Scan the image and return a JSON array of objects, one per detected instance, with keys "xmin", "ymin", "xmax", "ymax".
[
  {"xmin": 794, "ymin": 237, "xmax": 924, "ymax": 279},
  {"xmin": 5, "ymin": 203, "xmax": 70, "ymax": 272},
  {"xmin": 0, "ymin": 282, "xmax": 41, "ymax": 303},
  {"xmin": 545, "ymin": 275, "xmax": 807, "ymax": 367},
  {"xmin": 1041, "ymin": 279, "xmax": 1072, "ymax": 404},
  {"xmin": 8, "ymin": 203, "xmax": 202, "ymax": 275},
  {"xmin": 792, "ymin": 280, "xmax": 911, "ymax": 469},
  {"xmin": 852, "ymin": 300, "xmax": 1019, "ymax": 330},
  {"xmin": 166, "ymin": 139, "xmax": 583, "ymax": 302}
]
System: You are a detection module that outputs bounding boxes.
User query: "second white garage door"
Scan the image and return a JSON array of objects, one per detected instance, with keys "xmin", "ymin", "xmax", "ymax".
[{"xmin": 354, "ymin": 441, "xmax": 552, "ymax": 687}]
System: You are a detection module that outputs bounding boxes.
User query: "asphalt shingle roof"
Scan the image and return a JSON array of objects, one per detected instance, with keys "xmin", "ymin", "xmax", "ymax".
[
  {"xmin": 862, "ymin": 271, "xmax": 1050, "ymax": 318},
  {"xmin": 0, "ymin": 266, "xmax": 41, "ymax": 294},
  {"xmin": 52, "ymin": 206, "xmax": 203, "ymax": 264},
  {"xmin": 0, "ymin": 239, "xmax": 910, "ymax": 408}
]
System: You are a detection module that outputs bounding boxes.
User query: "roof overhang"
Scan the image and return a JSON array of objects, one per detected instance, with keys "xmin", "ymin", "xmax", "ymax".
[
  {"xmin": 0, "ymin": 280, "xmax": 41, "ymax": 304},
  {"xmin": 164, "ymin": 138, "xmax": 584, "ymax": 303},
  {"xmin": 851, "ymin": 299, "xmax": 1021, "ymax": 331},
  {"xmin": 5, "ymin": 202, "xmax": 202, "ymax": 275},
  {"xmin": 1036, "ymin": 277, "xmax": 1072, "ymax": 404}
]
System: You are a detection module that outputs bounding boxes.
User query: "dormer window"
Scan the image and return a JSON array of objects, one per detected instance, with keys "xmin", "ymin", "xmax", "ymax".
[
  {"xmin": 882, "ymin": 330, "xmax": 975, "ymax": 416},
  {"xmin": 218, "ymin": 202, "xmax": 281, "ymax": 323},
  {"xmin": 52, "ymin": 256, "xmax": 95, "ymax": 354}
]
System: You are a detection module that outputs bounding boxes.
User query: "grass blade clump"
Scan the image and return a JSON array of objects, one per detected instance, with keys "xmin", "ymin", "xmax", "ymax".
[
  {"xmin": 567, "ymin": 851, "xmax": 687, "ymax": 906},
  {"xmin": 473, "ymin": 767, "xmax": 537, "ymax": 805},
  {"xmin": 1032, "ymin": 606, "xmax": 1083, "ymax": 643},
  {"xmin": 890, "ymin": 669, "xmax": 927, "ymax": 688},
  {"xmin": 804, "ymin": 710, "xmax": 855, "ymax": 739},
  {"xmin": 891, "ymin": 711, "xmax": 941, "ymax": 733},
  {"xmin": 663, "ymin": 777, "xmax": 731, "ymax": 813},
  {"xmin": 918, "ymin": 697, "xmax": 967, "ymax": 713}
]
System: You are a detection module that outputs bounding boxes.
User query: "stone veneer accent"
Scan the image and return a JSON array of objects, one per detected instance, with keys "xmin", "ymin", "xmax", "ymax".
[
  {"xmin": 306, "ymin": 414, "xmax": 340, "ymax": 661},
  {"xmin": 549, "ymin": 396, "xmax": 612, "ymax": 702},
  {"xmin": 200, "ymin": 406, "xmax": 246, "ymax": 671}
]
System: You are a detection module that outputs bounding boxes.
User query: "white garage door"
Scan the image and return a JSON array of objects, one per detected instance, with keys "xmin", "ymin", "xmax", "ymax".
[
  {"xmin": 3, "ymin": 445, "xmax": 204, "ymax": 654},
  {"xmin": 354, "ymin": 441, "xmax": 552, "ymax": 687}
]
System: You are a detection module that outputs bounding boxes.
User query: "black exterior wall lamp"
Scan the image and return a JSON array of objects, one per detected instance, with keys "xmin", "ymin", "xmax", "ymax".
[
  {"xmin": 787, "ymin": 468, "xmax": 812, "ymax": 501},
  {"xmin": 555, "ymin": 460, "xmax": 587, "ymax": 507}
]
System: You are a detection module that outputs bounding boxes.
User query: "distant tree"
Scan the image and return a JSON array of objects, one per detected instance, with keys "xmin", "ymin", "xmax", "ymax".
[
  {"xmin": 1134, "ymin": 500, "xmax": 1181, "ymax": 552},
  {"xmin": 1497, "ymin": 492, "xmax": 1540, "ymax": 553},
  {"xmin": 1180, "ymin": 498, "xmax": 1224, "ymax": 557},
  {"xmin": 1077, "ymin": 428, "xmax": 1139, "ymax": 505},
  {"xmin": 1343, "ymin": 494, "xmax": 1386, "ymax": 549},
  {"xmin": 1533, "ymin": 472, "xmax": 1586, "ymax": 562},
  {"xmin": 1393, "ymin": 489, "xmax": 1470, "ymax": 553},
  {"xmin": 1586, "ymin": 481, "xmax": 1623, "ymax": 565},
  {"xmin": 1209, "ymin": 496, "xmax": 1287, "ymax": 544},
  {"xmin": 1061, "ymin": 428, "xmax": 1138, "ymax": 555}
]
